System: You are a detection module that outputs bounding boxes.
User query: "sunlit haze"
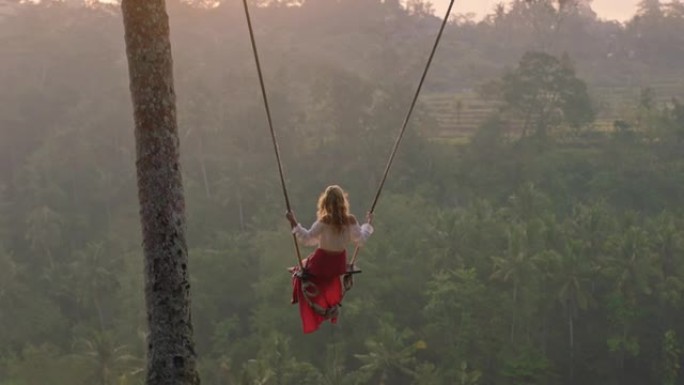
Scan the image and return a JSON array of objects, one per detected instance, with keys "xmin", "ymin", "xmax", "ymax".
[{"xmin": 433, "ymin": 0, "xmax": 640, "ymax": 21}]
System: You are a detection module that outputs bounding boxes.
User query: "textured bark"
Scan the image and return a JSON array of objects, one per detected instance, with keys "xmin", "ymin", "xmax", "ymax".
[{"xmin": 121, "ymin": 1, "xmax": 200, "ymax": 384}]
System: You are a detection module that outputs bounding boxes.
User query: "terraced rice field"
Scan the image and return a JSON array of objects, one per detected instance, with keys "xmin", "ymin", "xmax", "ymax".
[
  {"xmin": 421, "ymin": 92, "xmax": 500, "ymax": 138},
  {"xmin": 422, "ymin": 82, "xmax": 684, "ymax": 140}
]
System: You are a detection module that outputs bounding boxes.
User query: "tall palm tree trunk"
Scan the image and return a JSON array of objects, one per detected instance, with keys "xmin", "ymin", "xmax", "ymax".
[
  {"xmin": 510, "ymin": 280, "xmax": 518, "ymax": 343},
  {"xmin": 569, "ymin": 311, "xmax": 575, "ymax": 382},
  {"xmin": 121, "ymin": 1, "xmax": 200, "ymax": 384}
]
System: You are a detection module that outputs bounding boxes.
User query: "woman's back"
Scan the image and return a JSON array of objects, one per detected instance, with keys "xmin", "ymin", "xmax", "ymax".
[{"xmin": 292, "ymin": 215, "xmax": 373, "ymax": 252}]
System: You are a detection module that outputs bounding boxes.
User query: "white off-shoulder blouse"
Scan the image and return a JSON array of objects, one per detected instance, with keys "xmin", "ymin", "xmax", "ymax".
[{"xmin": 292, "ymin": 220, "xmax": 374, "ymax": 252}]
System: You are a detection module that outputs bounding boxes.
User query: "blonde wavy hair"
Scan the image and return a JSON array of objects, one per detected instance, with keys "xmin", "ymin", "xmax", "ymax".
[{"xmin": 317, "ymin": 185, "xmax": 355, "ymax": 232}]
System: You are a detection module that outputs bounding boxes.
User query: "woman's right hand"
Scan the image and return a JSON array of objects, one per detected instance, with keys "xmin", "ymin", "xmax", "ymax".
[
  {"xmin": 365, "ymin": 212, "xmax": 374, "ymax": 224},
  {"xmin": 285, "ymin": 211, "xmax": 298, "ymax": 228}
]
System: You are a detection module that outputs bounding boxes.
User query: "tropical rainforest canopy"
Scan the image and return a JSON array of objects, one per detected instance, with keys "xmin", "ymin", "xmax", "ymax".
[{"xmin": 1, "ymin": 0, "xmax": 684, "ymax": 384}]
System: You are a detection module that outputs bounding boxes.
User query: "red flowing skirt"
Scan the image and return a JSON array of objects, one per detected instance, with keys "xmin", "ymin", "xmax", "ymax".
[{"xmin": 291, "ymin": 248, "xmax": 347, "ymax": 334}]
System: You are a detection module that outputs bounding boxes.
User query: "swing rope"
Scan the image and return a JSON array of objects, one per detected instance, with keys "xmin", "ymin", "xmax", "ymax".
[
  {"xmin": 242, "ymin": 0, "xmax": 455, "ymax": 272},
  {"xmin": 350, "ymin": 0, "xmax": 456, "ymax": 266},
  {"xmin": 242, "ymin": 0, "xmax": 304, "ymax": 270}
]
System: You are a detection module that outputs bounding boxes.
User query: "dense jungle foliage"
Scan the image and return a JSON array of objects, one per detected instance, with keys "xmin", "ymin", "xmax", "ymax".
[{"xmin": 1, "ymin": 0, "xmax": 684, "ymax": 384}]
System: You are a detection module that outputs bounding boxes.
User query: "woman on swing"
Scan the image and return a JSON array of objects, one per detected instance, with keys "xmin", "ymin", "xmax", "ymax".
[{"xmin": 286, "ymin": 185, "xmax": 374, "ymax": 333}]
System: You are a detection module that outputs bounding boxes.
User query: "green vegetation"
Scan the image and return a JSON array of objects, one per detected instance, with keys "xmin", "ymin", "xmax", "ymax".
[{"xmin": 1, "ymin": 1, "xmax": 684, "ymax": 385}]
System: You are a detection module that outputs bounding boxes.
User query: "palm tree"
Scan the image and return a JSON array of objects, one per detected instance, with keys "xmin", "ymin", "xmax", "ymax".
[
  {"xmin": 602, "ymin": 225, "xmax": 660, "ymax": 372},
  {"xmin": 67, "ymin": 242, "xmax": 120, "ymax": 330},
  {"xmin": 650, "ymin": 214, "xmax": 682, "ymax": 279},
  {"xmin": 121, "ymin": 0, "xmax": 199, "ymax": 384},
  {"xmin": 322, "ymin": 343, "xmax": 348, "ymax": 385},
  {"xmin": 648, "ymin": 214, "xmax": 684, "ymax": 328},
  {"xmin": 490, "ymin": 223, "xmax": 543, "ymax": 343},
  {"xmin": 554, "ymin": 246, "xmax": 592, "ymax": 346},
  {"xmin": 0, "ymin": 246, "xmax": 17, "ymax": 301},
  {"xmin": 605, "ymin": 226, "xmax": 659, "ymax": 301},
  {"xmin": 238, "ymin": 334, "xmax": 322, "ymax": 385},
  {"xmin": 456, "ymin": 361, "xmax": 482, "ymax": 385},
  {"xmin": 354, "ymin": 322, "xmax": 417, "ymax": 385},
  {"xmin": 72, "ymin": 331, "xmax": 144, "ymax": 385},
  {"xmin": 548, "ymin": 236, "xmax": 595, "ymax": 381},
  {"xmin": 24, "ymin": 204, "xmax": 63, "ymax": 270},
  {"xmin": 240, "ymin": 359, "xmax": 274, "ymax": 385}
]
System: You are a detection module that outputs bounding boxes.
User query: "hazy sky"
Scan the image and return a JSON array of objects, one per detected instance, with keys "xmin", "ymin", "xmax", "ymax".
[{"xmin": 433, "ymin": 0, "xmax": 640, "ymax": 22}]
